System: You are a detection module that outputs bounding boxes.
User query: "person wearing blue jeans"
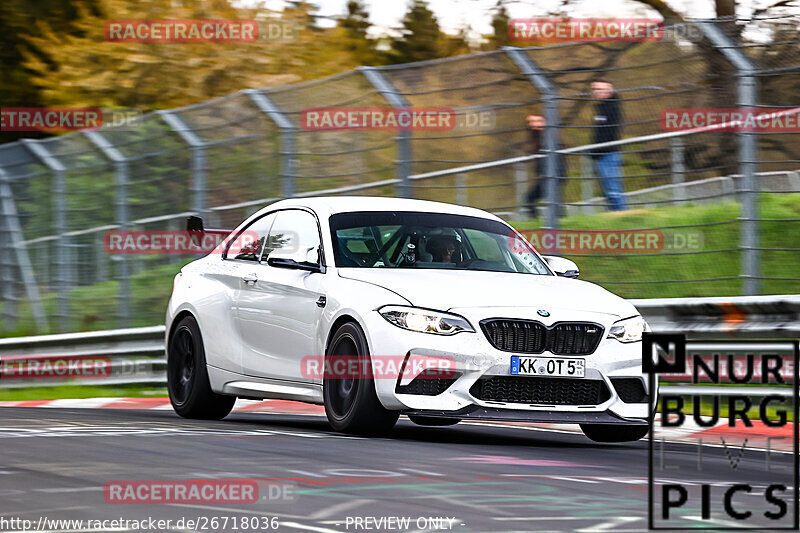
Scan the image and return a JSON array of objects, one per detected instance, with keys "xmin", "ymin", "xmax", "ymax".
[
  {"xmin": 591, "ymin": 80, "xmax": 627, "ymax": 211},
  {"xmin": 595, "ymin": 151, "xmax": 626, "ymax": 211}
]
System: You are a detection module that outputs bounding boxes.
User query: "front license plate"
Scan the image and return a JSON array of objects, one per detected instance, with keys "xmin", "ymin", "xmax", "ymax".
[{"xmin": 510, "ymin": 356, "xmax": 585, "ymax": 378}]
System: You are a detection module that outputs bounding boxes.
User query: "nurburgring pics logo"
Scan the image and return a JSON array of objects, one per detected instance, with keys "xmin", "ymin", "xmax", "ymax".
[
  {"xmin": 509, "ymin": 18, "xmax": 663, "ymax": 42},
  {"xmin": 644, "ymin": 335, "xmax": 799, "ymax": 530}
]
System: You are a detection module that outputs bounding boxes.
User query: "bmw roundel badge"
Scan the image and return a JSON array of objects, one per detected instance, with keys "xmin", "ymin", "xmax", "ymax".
[{"xmin": 537, "ymin": 309, "xmax": 550, "ymax": 317}]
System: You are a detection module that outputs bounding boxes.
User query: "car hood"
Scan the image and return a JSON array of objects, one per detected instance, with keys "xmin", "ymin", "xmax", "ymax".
[{"xmin": 337, "ymin": 269, "xmax": 637, "ymax": 318}]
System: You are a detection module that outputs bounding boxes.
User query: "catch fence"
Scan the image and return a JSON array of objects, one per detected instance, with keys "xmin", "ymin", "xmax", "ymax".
[{"xmin": 0, "ymin": 16, "xmax": 798, "ymax": 335}]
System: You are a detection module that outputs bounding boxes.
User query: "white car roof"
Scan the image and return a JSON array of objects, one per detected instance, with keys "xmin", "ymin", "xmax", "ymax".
[{"xmin": 257, "ymin": 196, "xmax": 504, "ymax": 222}]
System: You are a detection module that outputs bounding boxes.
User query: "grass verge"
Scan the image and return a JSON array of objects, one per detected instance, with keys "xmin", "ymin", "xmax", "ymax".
[
  {"xmin": 0, "ymin": 385, "xmax": 168, "ymax": 401},
  {"xmin": 1, "ymin": 194, "xmax": 798, "ymax": 336}
]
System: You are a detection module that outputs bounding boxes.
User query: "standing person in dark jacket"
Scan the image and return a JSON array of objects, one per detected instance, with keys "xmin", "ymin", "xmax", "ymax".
[
  {"xmin": 525, "ymin": 114, "xmax": 566, "ymax": 219},
  {"xmin": 591, "ymin": 80, "xmax": 627, "ymax": 211}
]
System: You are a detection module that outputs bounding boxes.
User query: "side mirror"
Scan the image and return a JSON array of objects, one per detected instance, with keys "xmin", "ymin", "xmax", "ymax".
[
  {"xmin": 187, "ymin": 216, "xmax": 204, "ymax": 248},
  {"xmin": 186, "ymin": 216, "xmax": 204, "ymax": 232},
  {"xmin": 267, "ymin": 246, "xmax": 324, "ymax": 273},
  {"xmin": 543, "ymin": 255, "xmax": 579, "ymax": 278}
]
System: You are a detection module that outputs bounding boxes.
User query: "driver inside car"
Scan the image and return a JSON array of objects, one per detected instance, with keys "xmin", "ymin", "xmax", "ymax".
[{"xmin": 427, "ymin": 235, "xmax": 461, "ymax": 263}]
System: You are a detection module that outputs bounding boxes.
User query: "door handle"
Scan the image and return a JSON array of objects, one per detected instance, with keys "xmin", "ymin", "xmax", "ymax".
[{"xmin": 242, "ymin": 273, "xmax": 258, "ymax": 284}]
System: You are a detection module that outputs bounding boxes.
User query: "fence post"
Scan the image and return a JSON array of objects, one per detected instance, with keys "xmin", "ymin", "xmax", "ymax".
[
  {"xmin": 54, "ymin": 171, "xmax": 69, "ymax": 330},
  {"xmin": 84, "ymin": 131, "xmax": 130, "ymax": 328},
  {"xmin": 22, "ymin": 140, "xmax": 69, "ymax": 331},
  {"xmin": 0, "ymin": 170, "xmax": 48, "ymax": 332},
  {"xmin": 504, "ymin": 47, "xmax": 560, "ymax": 229},
  {"xmin": 455, "ymin": 173, "xmax": 468, "ymax": 207},
  {"xmin": 95, "ymin": 232, "xmax": 108, "ymax": 283},
  {"xmin": 244, "ymin": 90, "xmax": 298, "ymax": 198},
  {"xmin": 191, "ymin": 147, "xmax": 207, "ymax": 215},
  {"xmin": 0, "ymin": 169, "xmax": 49, "ymax": 332},
  {"xmin": 280, "ymin": 130, "xmax": 297, "ymax": 199},
  {"xmin": 158, "ymin": 111, "xmax": 208, "ymax": 217},
  {"xmin": 580, "ymin": 155, "xmax": 595, "ymax": 215},
  {"xmin": 670, "ymin": 137, "xmax": 686, "ymax": 205},
  {"xmin": 514, "ymin": 162, "xmax": 528, "ymax": 221},
  {"xmin": 360, "ymin": 67, "xmax": 413, "ymax": 199},
  {"xmin": 789, "ymin": 171, "xmax": 800, "ymax": 192},
  {"xmin": 0, "ymin": 187, "xmax": 16, "ymax": 331},
  {"xmin": 698, "ymin": 22, "xmax": 760, "ymax": 296}
]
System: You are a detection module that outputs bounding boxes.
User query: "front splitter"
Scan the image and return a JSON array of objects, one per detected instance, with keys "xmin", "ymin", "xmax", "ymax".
[{"xmin": 403, "ymin": 405, "xmax": 648, "ymax": 425}]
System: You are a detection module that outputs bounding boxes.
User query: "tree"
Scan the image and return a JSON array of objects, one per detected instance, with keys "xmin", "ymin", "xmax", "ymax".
[
  {"xmin": 282, "ymin": 1, "xmax": 320, "ymax": 32},
  {"xmin": 0, "ymin": 0, "xmax": 101, "ymax": 143},
  {"xmin": 390, "ymin": 0, "xmax": 443, "ymax": 63},
  {"xmin": 342, "ymin": 0, "xmax": 370, "ymax": 42},
  {"xmin": 338, "ymin": 0, "xmax": 379, "ymax": 64},
  {"xmin": 488, "ymin": 1, "xmax": 511, "ymax": 49},
  {"xmin": 440, "ymin": 28, "xmax": 472, "ymax": 57},
  {"xmin": 14, "ymin": 0, "xmax": 377, "ymax": 117}
]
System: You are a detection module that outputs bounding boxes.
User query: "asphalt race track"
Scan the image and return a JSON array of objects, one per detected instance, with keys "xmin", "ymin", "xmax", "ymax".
[{"xmin": 0, "ymin": 407, "xmax": 795, "ymax": 532}]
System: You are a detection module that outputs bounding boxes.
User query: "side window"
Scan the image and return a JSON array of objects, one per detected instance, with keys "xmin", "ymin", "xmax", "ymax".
[
  {"xmin": 464, "ymin": 229, "xmax": 505, "ymax": 262},
  {"xmin": 262, "ymin": 210, "xmax": 321, "ymax": 263},
  {"xmin": 227, "ymin": 213, "xmax": 276, "ymax": 261}
]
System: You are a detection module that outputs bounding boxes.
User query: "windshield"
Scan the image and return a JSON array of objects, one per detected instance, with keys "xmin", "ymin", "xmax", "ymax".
[{"xmin": 329, "ymin": 211, "xmax": 551, "ymax": 275}]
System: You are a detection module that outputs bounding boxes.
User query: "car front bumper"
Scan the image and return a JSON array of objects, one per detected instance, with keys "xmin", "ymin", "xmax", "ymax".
[
  {"xmin": 402, "ymin": 406, "xmax": 648, "ymax": 425},
  {"xmin": 363, "ymin": 306, "xmax": 653, "ymax": 424}
]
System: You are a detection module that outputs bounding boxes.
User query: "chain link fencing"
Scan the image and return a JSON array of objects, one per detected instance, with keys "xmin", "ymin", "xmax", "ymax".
[{"xmin": 0, "ymin": 16, "xmax": 798, "ymax": 336}]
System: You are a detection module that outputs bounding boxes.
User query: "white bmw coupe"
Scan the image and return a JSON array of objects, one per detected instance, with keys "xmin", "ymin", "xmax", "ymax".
[{"xmin": 166, "ymin": 197, "xmax": 652, "ymax": 442}]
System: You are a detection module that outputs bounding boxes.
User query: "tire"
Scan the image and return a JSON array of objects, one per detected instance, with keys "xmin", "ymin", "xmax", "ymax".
[
  {"xmin": 323, "ymin": 322, "xmax": 399, "ymax": 435},
  {"xmin": 580, "ymin": 423, "xmax": 649, "ymax": 443},
  {"xmin": 408, "ymin": 416, "xmax": 460, "ymax": 427},
  {"xmin": 168, "ymin": 315, "xmax": 236, "ymax": 420}
]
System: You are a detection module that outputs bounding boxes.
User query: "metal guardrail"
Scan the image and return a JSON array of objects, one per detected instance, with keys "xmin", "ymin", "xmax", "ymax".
[
  {"xmin": 0, "ymin": 296, "xmax": 796, "ymax": 393},
  {"xmin": 665, "ymin": 386, "xmax": 792, "ymax": 398},
  {"xmin": 630, "ymin": 294, "xmax": 800, "ymax": 339},
  {"xmin": 0, "ymin": 326, "xmax": 166, "ymax": 388}
]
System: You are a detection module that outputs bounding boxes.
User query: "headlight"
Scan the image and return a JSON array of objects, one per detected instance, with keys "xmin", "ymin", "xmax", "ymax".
[
  {"xmin": 378, "ymin": 306, "xmax": 474, "ymax": 335},
  {"xmin": 608, "ymin": 315, "xmax": 648, "ymax": 343}
]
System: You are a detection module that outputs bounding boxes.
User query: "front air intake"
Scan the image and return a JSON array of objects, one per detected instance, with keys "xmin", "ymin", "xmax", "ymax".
[
  {"xmin": 396, "ymin": 370, "xmax": 460, "ymax": 396},
  {"xmin": 481, "ymin": 319, "xmax": 603, "ymax": 355},
  {"xmin": 469, "ymin": 376, "xmax": 611, "ymax": 405}
]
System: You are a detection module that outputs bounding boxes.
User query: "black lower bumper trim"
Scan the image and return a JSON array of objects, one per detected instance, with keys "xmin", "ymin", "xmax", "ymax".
[{"xmin": 402, "ymin": 405, "xmax": 647, "ymax": 425}]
